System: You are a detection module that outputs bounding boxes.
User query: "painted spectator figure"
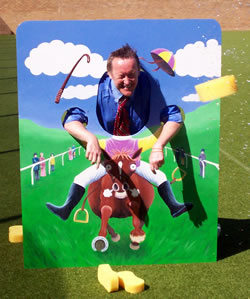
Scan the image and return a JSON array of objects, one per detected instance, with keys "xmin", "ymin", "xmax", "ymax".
[
  {"xmin": 32, "ymin": 153, "xmax": 40, "ymax": 181},
  {"xmin": 46, "ymin": 44, "xmax": 193, "ymax": 220},
  {"xmin": 72, "ymin": 145, "xmax": 76, "ymax": 158},
  {"xmin": 50, "ymin": 153, "xmax": 55, "ymax": 171},
  {"xmin": 180, "ymin": 147, "xmax": 186, "ymax": 166},
  {"xmin": 40, "ymin": 152, "xmax": 46, "ymax": 177},
  {"xmin": 199, "ymin": 148, "xmax": 206, "ymax": 178},
  {"xmin": 68, "ymin": 147, "xmax": 73, "ymax": 160}
]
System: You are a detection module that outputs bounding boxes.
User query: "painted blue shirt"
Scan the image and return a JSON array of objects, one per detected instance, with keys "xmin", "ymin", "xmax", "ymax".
[{"xmin": 62, "ymin": 71, "xmax": 183, "ymax": 135}]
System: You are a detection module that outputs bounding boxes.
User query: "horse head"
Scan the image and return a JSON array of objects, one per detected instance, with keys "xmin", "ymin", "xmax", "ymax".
[
  {"xmin": 101, "ymin": 148, "xmax": 142, "ymax": 200},
  {"xmin": 102, "ymin": 148, "xmax": 142, "ymax": 179}
]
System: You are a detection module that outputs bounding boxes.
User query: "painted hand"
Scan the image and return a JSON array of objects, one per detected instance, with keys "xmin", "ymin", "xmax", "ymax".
[
  {"xmin": 85, "ymin": 135, "xmax": 102, "ymax": 168},
  {"xmin": 149, "ymin": 149, "xmax": 164, "ymax": 173}
]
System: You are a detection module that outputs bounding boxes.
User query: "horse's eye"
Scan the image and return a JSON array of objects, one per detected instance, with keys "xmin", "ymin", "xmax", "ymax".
[
  {"xmin": 123, "ymin": 183, "xmax": 129, "ymax": 191},
  {"xmin": 113, "ymin": 183, "xmax": 119, "ymax": 191},
  {"xmin": 105, "ymin": 164, "xmax": 112, "ymax": 171},
  {"xmin": 130, "ymin": 163, "xmax": 136, "ymax": 171}
]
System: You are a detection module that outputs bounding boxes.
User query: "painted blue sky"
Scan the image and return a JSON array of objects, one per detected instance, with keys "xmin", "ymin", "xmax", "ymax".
[{"xmin": 16, "ymin": 19, "xmax": 221, "ymax": 135}]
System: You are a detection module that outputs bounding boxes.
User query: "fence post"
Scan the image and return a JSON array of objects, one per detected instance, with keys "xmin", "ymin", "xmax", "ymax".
[
  {"xmin": 31, "ymin": 166, "xmax": 34, "ymax": 185},
  {"xmin": 48, "ymin": 159, "xmax": 51, "ymax": 175},
  {"xmin": 201, "ymin": 160, "xmax": 205, "ymax": 178}
]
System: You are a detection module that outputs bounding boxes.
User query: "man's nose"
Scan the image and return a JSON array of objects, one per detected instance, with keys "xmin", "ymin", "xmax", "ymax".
[{"xmin": 123, "ymin": 76, "xmax": 130, "ymax": 85}]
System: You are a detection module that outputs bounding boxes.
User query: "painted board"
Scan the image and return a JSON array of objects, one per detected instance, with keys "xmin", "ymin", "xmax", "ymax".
[{"xmin": 16, "ymin": 19, "xmax": 221, "ymax": 268}]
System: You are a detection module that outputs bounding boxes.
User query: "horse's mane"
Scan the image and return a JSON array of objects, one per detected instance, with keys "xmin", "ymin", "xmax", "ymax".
[{"xmin": 111, "ymin": 150, "xmax": 134, "ymax": 161}]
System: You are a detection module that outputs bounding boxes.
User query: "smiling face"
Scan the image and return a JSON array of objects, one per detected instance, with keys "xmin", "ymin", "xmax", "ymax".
[{"xmin": 108, "ymin": 57, "xmax": 139, "ymax": 97}]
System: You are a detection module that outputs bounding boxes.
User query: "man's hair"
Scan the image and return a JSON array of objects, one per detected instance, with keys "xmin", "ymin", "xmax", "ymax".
[{"xmin": 107, "ymin": 44, "xmax": 140, "ymax": 73}]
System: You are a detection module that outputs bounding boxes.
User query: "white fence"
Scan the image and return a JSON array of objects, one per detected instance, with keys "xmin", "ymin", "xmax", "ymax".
[
  {"xmin": 20, "ymin": 145, "xmax": 219, "ymax": 186},
  {"xmin": 20, "ymin": 146, "xmax": 83, "ymax": 185},
  {"xmin": 165, "ymin": 146, "xmax": 220, "ymax": 170}
]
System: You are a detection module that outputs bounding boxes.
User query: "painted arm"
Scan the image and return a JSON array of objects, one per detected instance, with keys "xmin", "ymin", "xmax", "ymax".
[
  {"xmin": 62, "ymin": 107, "xmax": 104, "ymax": 168},
  {"xmin": 64, "ymin": 120, "xmax": 102, "ymax": 169},
  {"xmin": 149, "ymin": 121, "xmax": 182, "ymax": 172}
]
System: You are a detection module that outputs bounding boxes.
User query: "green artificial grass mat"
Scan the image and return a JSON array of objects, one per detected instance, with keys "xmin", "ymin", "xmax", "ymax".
[{"xmin": 0, "ymin": 32, "xmax": 249, "ymax": 298}]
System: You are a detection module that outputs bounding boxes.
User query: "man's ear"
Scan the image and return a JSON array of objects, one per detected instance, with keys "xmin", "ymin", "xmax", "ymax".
[{"xmin": 108, "ymin": 71, "xmax": 113, "ymax": 79}]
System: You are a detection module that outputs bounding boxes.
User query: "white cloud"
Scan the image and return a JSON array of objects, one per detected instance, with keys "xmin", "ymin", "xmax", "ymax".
[
  {"xmin": 182, "ymin": 93, "xmax": 200, "ymax": 102},
  {"xmin": 24, "ymin": 40, "xmax": 107, "ymax": 78},
  {"xmin": 62, "ymin": 84, "xmax": 98, "ymax": 100},
  {"xmin": 175, "ymin": 39, "xmax": 221, "ymax": 78}
]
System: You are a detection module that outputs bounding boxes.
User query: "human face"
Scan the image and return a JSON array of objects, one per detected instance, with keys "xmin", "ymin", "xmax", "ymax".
[{"xmin": 108, "ymin": 57, "xmax": 139, "ymax": 97}]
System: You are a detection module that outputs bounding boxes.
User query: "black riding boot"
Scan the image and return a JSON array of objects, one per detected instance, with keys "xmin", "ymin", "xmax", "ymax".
[
  {"xmin": 158, "ymin": 181, "xmax": 193, "ymax": 217},
  {"xmin": 46, "ymin": 183, "xmax": 85, "ymax": 220}
]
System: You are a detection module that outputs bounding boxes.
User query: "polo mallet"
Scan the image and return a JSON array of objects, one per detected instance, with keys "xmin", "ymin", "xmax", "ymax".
[{"xmin": 55, "ymin": 53, "xmax": 91, "ymax": 104}]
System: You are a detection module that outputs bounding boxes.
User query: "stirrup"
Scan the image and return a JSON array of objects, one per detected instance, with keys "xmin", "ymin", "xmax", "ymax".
[
  {"xmin": 73, "ymin": 208, "xmax": 89, "ymax": 223},
  {"xmin": 172, "ymin": 167, "xmax": 187, "ymax": 182}
]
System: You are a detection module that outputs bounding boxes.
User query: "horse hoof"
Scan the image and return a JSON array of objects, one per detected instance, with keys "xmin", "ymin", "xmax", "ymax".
[
  {"xmin": 130, "ymin": 234, "xmax": 145, "ymax": 244},
  {"xmin": 111, "ymin": 234, "xmax": 120, "ymax": 242},
  {"xmin": 91, "ymin": 236, "xmax": 109, "ymax": 252},
  {"xmin": 130, "ymin": 242, "xmax": 140, "ymax": 250}
]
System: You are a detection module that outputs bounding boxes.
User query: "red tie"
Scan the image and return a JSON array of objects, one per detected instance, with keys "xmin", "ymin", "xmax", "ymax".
[{"xmin": 113, "ymin": 96, "xmax": 130, "ymax": 136}]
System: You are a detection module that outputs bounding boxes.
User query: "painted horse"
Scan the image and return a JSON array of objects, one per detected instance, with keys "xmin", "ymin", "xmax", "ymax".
[{"xmin": 85, "ymin": 148, "xmax": 154, "ymax": 252}]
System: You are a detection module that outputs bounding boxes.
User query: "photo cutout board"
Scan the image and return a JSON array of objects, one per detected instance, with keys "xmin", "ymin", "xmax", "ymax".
[{"xmin": 16, "ymin": 19, "xmax": 221, "ymax": 268}]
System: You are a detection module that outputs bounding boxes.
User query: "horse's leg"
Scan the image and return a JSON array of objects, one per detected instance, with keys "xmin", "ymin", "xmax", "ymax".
[
  {"xmin": 99, "ymin": 205, "xmax": 112, "ymax": 237},
  {"xmin": 92, "ymin": 205, "xmax": 112, "ymax": 252},
  {"xmin": 107, "ymin": 224, "xmax": 120, "ymax": 242},
  {"xmin": 139, "ymin": 200, "xmax": 148, "ymax": 229},
  {"xmin": 127, "ymin": 200, "xmax": 145, "ymax": 249},
  {"xmin": 140, "ymin": 220, "xmax": 145, "ymax": 229}
]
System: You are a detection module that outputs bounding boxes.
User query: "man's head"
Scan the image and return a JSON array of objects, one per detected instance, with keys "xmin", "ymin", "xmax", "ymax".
[{"xmin": 107, "ymin": 44, "xmax": 140, "ymax": 97}]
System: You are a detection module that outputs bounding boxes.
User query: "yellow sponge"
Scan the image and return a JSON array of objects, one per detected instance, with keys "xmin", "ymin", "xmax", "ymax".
[
  {"xmin": 117, "ymin": 271, "xmax": 145, "ymax": 294},
  {"xmin": 195, "ymin": 75, "xmax": 237, "ymax": 102},
  {"xmin": 97, "ymin": 264, "xmax": 119, "ymax": 293},
  {"xmin": 9, "ymin": 225, "xmax": 23, "ymax": 243}
]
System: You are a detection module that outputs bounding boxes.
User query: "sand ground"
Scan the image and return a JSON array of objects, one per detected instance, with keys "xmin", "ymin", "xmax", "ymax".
[{"xmin": 0, "ymin": 0, "xmax": 249, "ymax": 33}]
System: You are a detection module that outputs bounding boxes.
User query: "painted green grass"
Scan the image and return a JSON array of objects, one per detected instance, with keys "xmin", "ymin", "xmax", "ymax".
[
  {"xmin": 19, "ymin": 99, "xmax": 219, "ymax": 268},
  {"xmin": 21, "ymin": 152, "xmax": 219, "ymax": 268}
]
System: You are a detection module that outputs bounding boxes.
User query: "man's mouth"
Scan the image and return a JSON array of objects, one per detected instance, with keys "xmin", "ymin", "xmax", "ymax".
[{"xmin": 123, "ymin": 85, "xmax": 133, "ymax": 92}]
